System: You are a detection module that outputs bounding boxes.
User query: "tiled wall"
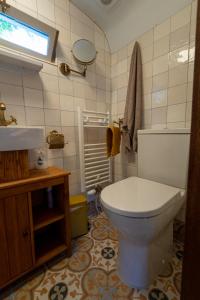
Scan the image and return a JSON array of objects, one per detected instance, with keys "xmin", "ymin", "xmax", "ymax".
[
  {"xmin": 3, "ymin": 0, "xmax": 111, "ymax": 195},
  {"xmin": 111, "ymin": 1, "xmax": 197, "ymax": 182}
]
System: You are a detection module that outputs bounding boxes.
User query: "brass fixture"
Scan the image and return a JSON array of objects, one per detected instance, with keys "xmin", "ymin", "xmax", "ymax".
[
  {"xmin": 60, "ymin": 63, "xmax": 87, "ymax": 77},
  {"xmin": 47, "ymin": 130, "xmax": 65, "ymax": 149},
  {"xmin": 113, "ymin": 118, "xmax": 124, "ymax": 133},
  {"xmin": 0, "ymin": 103, "xmax": 17, "ymax": 126},
  {"xmin": 60, "ymin": 39, "xmax": 97, "ymax": 78},
  {"xmin": 0, "ymin": 0, "xmax": 10, "ymax": 13}
]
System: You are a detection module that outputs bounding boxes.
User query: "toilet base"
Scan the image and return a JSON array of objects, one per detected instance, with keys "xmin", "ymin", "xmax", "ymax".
[{"xmin": 118, "ymin": 222, "xmax": 173, "ymax": 289}]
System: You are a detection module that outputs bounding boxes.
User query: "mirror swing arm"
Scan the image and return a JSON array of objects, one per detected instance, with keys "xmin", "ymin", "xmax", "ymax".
[{"xmin": 59, "ymin": 63, "xmax": 87, "ymax": 77}]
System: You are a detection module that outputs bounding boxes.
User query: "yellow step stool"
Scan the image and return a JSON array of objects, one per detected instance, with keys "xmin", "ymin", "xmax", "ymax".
[{"xmin": 70, "ymin": 194, "xmax": 88, "ymax": 239}]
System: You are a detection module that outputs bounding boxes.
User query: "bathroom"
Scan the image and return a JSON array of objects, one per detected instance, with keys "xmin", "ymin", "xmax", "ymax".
[{"xmin": 0, "ymin": 0, "xmax": 199, "ymax": 299}]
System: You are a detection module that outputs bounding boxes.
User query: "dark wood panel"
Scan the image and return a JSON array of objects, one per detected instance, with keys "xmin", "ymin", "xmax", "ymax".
[
  {"xmin": 0, "ymin": 200, "xmax": 10, "ymax": 286},
  {"xmin": 181, "ymin": 0, "xmax": 200, "ymax": 299},
  {"xmin": 5, "ymin": 194, "xmax": 33, "ymax": 278}
]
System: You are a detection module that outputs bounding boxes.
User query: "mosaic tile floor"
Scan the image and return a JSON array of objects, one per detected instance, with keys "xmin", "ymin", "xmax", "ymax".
[{"xmin": 2, "ymin": 213, "xmax": 183, "ymax": 300}]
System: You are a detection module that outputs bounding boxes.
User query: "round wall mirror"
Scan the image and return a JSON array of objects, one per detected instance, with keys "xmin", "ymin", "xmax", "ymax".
[{"xmin": 72, "ymin": 39, "xmax": 97, "ymax": 65}]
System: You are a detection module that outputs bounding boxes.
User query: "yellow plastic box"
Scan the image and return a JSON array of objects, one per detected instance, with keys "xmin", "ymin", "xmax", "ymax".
[{"xmin": 70, "ymin": 194, "xmax": 88, "ymax": 238}]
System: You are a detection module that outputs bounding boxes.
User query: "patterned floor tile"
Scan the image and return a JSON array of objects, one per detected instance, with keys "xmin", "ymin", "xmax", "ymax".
[{"xmin": 3, "ymin": 213, "xmax": 183, "ymax": 300}]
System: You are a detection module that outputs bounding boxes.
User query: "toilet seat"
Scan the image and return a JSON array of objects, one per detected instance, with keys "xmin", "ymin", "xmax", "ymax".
[{"xmin": 101, "ymin": 177, "xmax": 183, "ymax": 218}]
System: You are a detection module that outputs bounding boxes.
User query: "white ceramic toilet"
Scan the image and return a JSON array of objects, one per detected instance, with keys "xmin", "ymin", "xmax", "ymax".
[{"xmin": 101, "ymin": 129, "xmax": 190, "ymax": 289}]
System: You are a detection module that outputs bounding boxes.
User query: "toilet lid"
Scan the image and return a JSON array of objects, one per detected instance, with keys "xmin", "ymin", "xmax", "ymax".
[{"xmin": 101, "ymin": 177, "xmax": 182, "ymax": 218}]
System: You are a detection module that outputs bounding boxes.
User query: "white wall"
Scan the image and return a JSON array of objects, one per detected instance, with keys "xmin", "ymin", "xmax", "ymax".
[
  {"xmin": 71, "ymin": 0, "xmax": 193, "ymax": 52},
  {"xmin": 111, "ymin": 1, "xmax": 197, "ymax": 182},
  {"xmin": 3, "ymin": 0, "xmax": 111, "ymax": 195}
]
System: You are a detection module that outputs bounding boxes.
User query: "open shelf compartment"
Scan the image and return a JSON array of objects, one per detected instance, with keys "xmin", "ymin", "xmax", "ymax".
[
  {"xmin": 31, "ymin": 184, "xmax": 66, "ymax": 231},
  {"xmin": 34, "ymin": 220, "xmax": 67, "ymax": 265}
]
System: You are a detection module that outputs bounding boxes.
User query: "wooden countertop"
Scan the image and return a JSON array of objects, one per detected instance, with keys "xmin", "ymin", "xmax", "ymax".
[{"xmin": 0, "ymin": 167, "xmax": 71, "ymax": 190}]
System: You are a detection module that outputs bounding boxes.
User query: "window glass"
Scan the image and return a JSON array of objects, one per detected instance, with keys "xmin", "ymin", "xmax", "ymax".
[{"xmin": 0, "ymin": 12, "xmax": 49, "ymax": 56}]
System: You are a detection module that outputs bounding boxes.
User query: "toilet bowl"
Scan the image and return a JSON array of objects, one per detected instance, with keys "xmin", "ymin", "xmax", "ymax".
[
  {"xmin": 101, "ymin": 177, "xmax": 185, "ymax": 288},
  {"xmin": 101, "ymin": 129, "xmax": 190, "ymax": 288}
]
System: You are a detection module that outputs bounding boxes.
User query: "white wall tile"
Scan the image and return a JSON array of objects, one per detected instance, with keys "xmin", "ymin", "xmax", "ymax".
[
  {"xmin": 24, "ymin": 88, "xmax": 44, "ymax": 108},
  {"xmin": 171, "ymin": 5, "xmax": 191, "ymax": 32},
  {"xmin": 152, "ymin": 90, "xmax": 168, "ymax": 108},
  {"xmin": 167, "ymin": 103, "xmax": 186, "ymax": 122},
  {"xmin": 153, "ymin": 54, "xmax": 169, "ymax": 75},
  {"xmin": 154, "ymin": 19, "xmax": 171, "ymax": 41},
  {"xmin": 26, "ymin": 107, "xmax": 45, "ymax": 126}
]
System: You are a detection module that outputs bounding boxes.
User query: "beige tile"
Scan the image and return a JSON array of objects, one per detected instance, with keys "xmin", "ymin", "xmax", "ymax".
[
  {"xmin": 139, "ymin": 29, "xmax": 154, "ymax": 48},
  {"xmin": 152, "ymin": 72, "xmax": 168, "ymax": 92},
  {"xmin": 117, "ymin": 87, "xmax": 127, "ymax": 102},
  {"xmin": 187, "ymin": 82, "xmax": 193, "ymax": 102},
  {"xmin": 152, "ymin": 90, "xmax": 168, "ymax": 108},
  {"xmin": 142, "ymin": 45, "xmax": 154, "ymax": 63},
  {"xmin": 143, "ymin": 94, "xmax": 152, "ymax": 110},
  {"xmin": 153, "ymin": 54, "xmax": 169, "ymax": 76},
  {"xmin": 60, "ymin": 95, "xmax": 74, "ymax": 111},
  {"xmin": 154, "ymin": 35, "xmax": 170, "ymax": 58},
  {"xmin": 0, "ymin": 83, "xmax": 24, "ymax": 106},
  {"xmin": 190, "ymin": 18, "xmax": 196, "ymax": 42},
  {"xmin": 117, "ymin": 47, "xmax": 128, "ymax": 61},
  {"xmin": 169, "ymin": 64, "xmax": 188, "ymax": 87},
  {"xmin": 167, "ymin": 103, "xmax": 186, "ymax": 123},
  {"xmin": 152, "ymin": 107, "xmax": 167, "ymax": 124},
  {"xmin": 168, "ymin": 84, "xmax": 187, "ymax": 105},
  {"xmin": 111, "ymin": 52, "xmax": 118, "ymax": 65},
  {"xmin": 169, "ymin": 46, "xmax": 189, "ymax": 69},
  {"xmin": 24, "ymin": 88, "xmax": 44, "ymax": 108},
  {"xmin": 171, "ymin": 5, "xmax": 191, "ymax": 32},
  {"xmin": 154, "ymin": 19, "xmax": 171, "ymax": 41},
  {"xmin": 44, "ymin": 109, "xmax": 61, "ymax": 126},
  {"xmin": 143, "ymin": 109, "xmax": 152, "ymax": 126},
  {"xmin": 188, "ymin": 62, "xmax": 194, "ymax": 82},
  {"xmin": 143, "ymin": 77, "xmax": 153, "ymax": 94},
  {"xmin": 151, "ymin": 123, "xmax": 167, "ymax": 129},
  {"xmin": 167, "ymin": 122, "xmax": 185, "ymax": 128},
  {"xmin": 143, "ymin": 61, "xmax": 153, "ymax": 79},
  {"xmin": 189, "ymin": 42, "xmax": 195, "ymax": 62},
  {"xmin": 170, "ymin": 24, "xmax": 190, "ymax": 51},
  {"xmin": 61, "ymin": 111, "xmax": 75, "ymax": 126},
  {"xmin": 186, "ymin": 101, "xmax": 192, "ymax": 121},
  {"xmin": 191, "ymin": 0, "xmax": 198, "ymax": 22},
  {"xmin": 118, "ymin": 59, "xmax": 128, "ymax": 75},
  {"xmin": 44, "ymin": 92, "xmax": 60, "ymax": 109},
  {"xmin": 25, "ymin": 107, "xmax": 45, "ymax": 126}
]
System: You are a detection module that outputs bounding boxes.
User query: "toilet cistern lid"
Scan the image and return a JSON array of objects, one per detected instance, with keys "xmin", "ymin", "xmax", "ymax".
[{"xmin": 101, "ymin": 177, "xmax": 182, "ymax": 218}]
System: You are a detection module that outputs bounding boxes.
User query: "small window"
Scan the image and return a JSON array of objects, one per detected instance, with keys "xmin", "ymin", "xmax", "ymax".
[{"xmin": 0, "ymin": 6, "xmax": 59, "ymax": 62}]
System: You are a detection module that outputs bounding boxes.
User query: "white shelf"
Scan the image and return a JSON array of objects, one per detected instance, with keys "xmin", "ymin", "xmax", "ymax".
[{"xmin": 0, "ymin": 47, "xmax": 43, "ymax": 71}]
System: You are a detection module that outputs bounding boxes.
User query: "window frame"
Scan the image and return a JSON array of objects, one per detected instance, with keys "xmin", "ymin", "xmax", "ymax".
[{"xmin": 0, "ymin": 6, "xmax": 59, "ymax": 62}]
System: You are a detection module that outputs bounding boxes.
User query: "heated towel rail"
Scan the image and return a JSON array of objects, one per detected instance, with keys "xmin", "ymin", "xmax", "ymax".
[{"xmin": 78, "ymin": 108, "xmax": 112, "ymax": 192}]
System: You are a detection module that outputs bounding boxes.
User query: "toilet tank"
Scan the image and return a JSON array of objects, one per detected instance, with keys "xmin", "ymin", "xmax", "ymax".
[{"xmin": 138, "ymin": 129, "xmax": 190, "ymax": 189}]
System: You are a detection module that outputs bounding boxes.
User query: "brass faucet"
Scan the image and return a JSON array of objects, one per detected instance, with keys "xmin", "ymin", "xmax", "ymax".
[{"xmin": 0, "ymin": 103, "xmax": 17, "ymax": 126}]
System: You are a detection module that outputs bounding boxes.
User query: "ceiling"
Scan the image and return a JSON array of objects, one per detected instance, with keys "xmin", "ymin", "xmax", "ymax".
[{"xmin": 70, "ymin": 0, "xmax": 193, "ymax": 53}]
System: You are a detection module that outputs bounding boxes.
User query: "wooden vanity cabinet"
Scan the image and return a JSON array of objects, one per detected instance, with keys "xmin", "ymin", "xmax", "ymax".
[
  {"xmin": 0, "ymin": 199, "xmax": 10, "ymax": 287},
  {"xmin": 0, "ymin": 167, "xmax": 71, "ymax": 289},
  {"xmin": 4, "ymin": 194, "xmax": 33, "ymax": 278}
]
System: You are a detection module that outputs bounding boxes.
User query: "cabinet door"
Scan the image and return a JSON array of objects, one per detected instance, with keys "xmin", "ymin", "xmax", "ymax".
[
  {"xmin": 0, "ymin": 200, "xmax": 10, "ymax": 287},
  {"xmin": 5, "ymin": 194, "xmax": 33, "ymax": 278}
]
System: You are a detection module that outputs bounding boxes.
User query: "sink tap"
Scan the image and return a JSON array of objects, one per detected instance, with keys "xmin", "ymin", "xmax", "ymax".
[{"xmin": 0, "ymin": 103, "xmax": 17, "ymax": 126}]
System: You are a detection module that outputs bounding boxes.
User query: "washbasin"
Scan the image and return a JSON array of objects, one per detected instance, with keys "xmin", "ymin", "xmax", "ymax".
[{"xmin": 0, "ymin": 126, "xmax": 44, "ymax": 151}]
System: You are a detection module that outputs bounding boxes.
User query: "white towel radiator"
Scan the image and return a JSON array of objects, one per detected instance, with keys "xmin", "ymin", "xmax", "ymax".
[{"xmin": 78, "ymin": 107, "xmax": 112, "ymax": 192}]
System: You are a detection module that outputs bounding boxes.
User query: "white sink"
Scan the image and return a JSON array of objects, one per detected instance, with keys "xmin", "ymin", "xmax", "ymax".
[{"xmin": 0, "ymin": 126, "xmax": 44, "ymax": 151}]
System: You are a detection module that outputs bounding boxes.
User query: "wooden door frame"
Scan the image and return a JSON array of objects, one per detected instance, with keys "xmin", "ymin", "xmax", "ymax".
[{"xmin": 181, "ymin": 0, "xmax": 200, "ymax": 299}]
